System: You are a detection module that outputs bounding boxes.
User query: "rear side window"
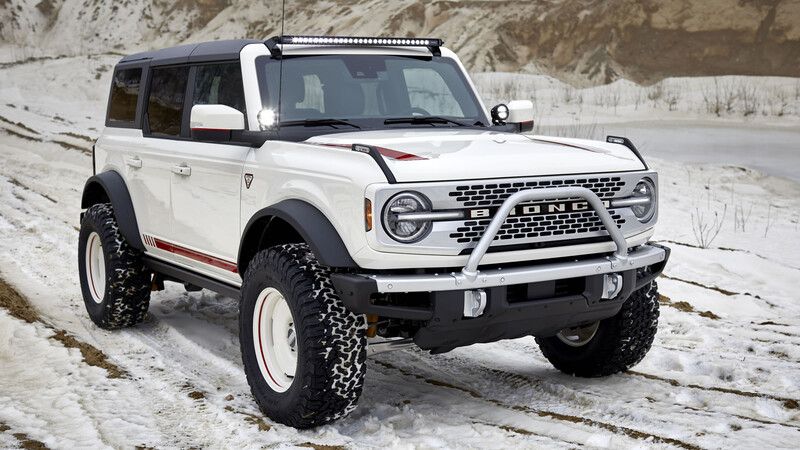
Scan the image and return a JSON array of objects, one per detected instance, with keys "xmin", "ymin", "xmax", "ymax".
[
  {"xmin": 193, "ymin": 63, "xmax": 246, "ymax": 116},
  {"xmin": 108, "ymin": 68, "xmax": 142, "ymax": 123},
  {"xmin": 147, "ymin": 66, "xmax": 190, "ymax": 137}
]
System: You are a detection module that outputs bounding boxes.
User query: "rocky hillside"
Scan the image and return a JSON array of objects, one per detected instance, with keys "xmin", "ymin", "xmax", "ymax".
[{"xmin": 2, "ymin": 0, "xmax": 798, "ymax": 85}]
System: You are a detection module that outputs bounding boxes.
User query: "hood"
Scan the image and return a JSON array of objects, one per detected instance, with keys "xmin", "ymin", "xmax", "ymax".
[{"xmin": 305, "ymin": 129, "xmax": 646, "ymax": 183}]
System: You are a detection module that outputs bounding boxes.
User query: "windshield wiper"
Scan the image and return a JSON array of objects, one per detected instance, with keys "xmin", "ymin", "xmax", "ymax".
[
  {"xmin": 280, "ymin": 118, "xmax": 360, "ymax": 129},
  {"xmin": 384, "ymin": 116, "xmax": 467, "ymax": 127}
]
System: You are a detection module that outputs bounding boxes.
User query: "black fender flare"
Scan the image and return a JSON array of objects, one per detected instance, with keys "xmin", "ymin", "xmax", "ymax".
[
  {"xmin": 81, "ymin": 171, "xmax": 145, "ymax": 251},
  {"xmin": 238, "ymin": 200, "xmax": 357, "ymax": 272}
]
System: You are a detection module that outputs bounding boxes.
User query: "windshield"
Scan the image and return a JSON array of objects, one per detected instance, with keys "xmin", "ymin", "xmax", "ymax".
[{"xmin": 255, "ymin": 54, "xmax": 489, "ymax": 128}]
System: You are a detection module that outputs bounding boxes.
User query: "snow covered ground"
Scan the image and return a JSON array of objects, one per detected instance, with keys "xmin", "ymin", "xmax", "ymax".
[{"xmin": 0, "ymin": 55, "xmax": 798, "ymax": 449}]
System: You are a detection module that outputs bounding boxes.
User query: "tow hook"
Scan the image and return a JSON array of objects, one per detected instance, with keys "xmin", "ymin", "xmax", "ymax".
[
  {"xmin": 602, "ymin": 274, "xmax": 623, "ymax": 299},
  {"xmin": 463, "ymin": 289, "xmax": 487, "ymax": 317}
]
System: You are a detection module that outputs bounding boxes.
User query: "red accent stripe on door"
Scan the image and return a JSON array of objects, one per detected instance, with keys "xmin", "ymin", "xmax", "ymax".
[{"xmin": 152, "ymin": 238, "xmax": 238, "ymax": 273}]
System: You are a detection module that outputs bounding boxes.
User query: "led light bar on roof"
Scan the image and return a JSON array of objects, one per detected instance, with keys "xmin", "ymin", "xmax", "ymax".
[
  {"xmin": 282, "ymin": 35, "xmax": 444, "ymax": 47},
  {"xmin": 265, "ymin": 35, "xmax": 444, "ymax": 58}
]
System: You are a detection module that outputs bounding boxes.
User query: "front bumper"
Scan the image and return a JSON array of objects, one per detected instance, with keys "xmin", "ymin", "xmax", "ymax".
[
  {"xmin": 336, "ymin": 243, "xmax": 665, "ymax": 304},
  {"xmin": 330, "ymin": 187, "xmax": 670, "ymax": 353},
  {"xmin": 333, "ymin": 242, "xmax": 668, "ymax": 316}
]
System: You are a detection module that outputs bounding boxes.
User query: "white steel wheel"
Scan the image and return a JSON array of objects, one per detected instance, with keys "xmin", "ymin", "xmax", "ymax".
[
  {"xmin": 253, "ymin": 287, "xmax": 297, "ymax": 393},
  {"xmin": 556, "ymin": 321, "xmax": 600, "ymax": 347},
  {"xmin": 85, "ymin": 231, "xmax": 106, "ymax": 304}
]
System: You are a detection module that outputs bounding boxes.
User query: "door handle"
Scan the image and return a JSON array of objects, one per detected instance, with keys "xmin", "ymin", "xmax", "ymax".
[
  {"xmin": 126, "ymin": 157, "xmax": 142, "ymax": 168},
  {"xmin": 171, "ymin": 165, "xmax": 191, "ymax": 176}
]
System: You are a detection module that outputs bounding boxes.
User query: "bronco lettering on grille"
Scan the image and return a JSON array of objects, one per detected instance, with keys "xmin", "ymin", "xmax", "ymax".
[{"xmin": 468, "ymin": 200, "xmax": 611, "ymax": 219}]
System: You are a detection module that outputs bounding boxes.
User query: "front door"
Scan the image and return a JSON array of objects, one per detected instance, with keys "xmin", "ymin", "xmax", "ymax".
[
  {"xmin": 168, "ymin": 62, "xmax": 251, "ymax": 285},
  {"xmin": 169, "ymin": 141, "xmax": 249, "ymax": 285}
]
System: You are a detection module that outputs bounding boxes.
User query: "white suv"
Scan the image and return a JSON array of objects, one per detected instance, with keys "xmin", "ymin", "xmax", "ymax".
[{"xmin": 79, "ymin": 36, "xmax": 670, "ymax": 428}]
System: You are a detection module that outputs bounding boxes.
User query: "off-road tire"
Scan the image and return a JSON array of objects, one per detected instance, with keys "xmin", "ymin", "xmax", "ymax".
[
  {"xmin": 535, "ymin": 268, "xmax": 659, "ymax": 377},
  {"xmin": 239, "ymin": 243, "xmax": 367, "ymax": 429},
  {"xmin": 78, "ymin": 203, "xmax": 151, "ymax": 329}
]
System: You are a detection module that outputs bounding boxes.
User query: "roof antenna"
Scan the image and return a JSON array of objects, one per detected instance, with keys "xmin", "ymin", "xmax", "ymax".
[{"xmin": 276, "ymin": 0, "xmax": 286, "ymax": 133}]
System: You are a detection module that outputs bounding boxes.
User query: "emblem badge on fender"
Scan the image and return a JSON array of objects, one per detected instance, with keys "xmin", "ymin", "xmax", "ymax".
[{"xmin": 244, "ymin": 173, "xmax": 254, "ymax": 189}]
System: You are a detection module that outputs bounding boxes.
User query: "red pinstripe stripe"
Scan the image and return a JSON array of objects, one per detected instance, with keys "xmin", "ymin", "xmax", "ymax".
[
  {"xmin": 257, "ymin": 297, "xmax": 281, "ymax": 388},
  {"xmin": 151, "ymin": 237, "xmax": 238, "ymax": 273},
  {"xmin": 317, "ymin": 143, "xmax": 427, "ymax": 161}
]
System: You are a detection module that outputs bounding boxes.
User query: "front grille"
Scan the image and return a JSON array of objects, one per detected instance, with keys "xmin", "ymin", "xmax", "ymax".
[
  {"xmin": 449, "ymin": 176, "xmax": 625, "ymax": 208},
  {"xmin": 449, "ymin": 211, "xmax": 625, "ymax": 244},
  {"xmin": 446, "ymin": 177, "xmax": 628, "ymax": 245}
]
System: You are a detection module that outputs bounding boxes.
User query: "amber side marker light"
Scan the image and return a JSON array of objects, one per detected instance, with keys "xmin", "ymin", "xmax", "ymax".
[
  {"xmin": 365, "ymin": 199, "xmax": 373, "ymax": 231},
  {"xmin": 366, "ymin": 314, "xmax": 378, "ymax": 337}
]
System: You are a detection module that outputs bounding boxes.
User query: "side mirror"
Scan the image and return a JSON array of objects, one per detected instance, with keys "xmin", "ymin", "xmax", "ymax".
[
  {"xmin": 190, "ymin": 104, "xmax": 245, "ymax": 141},
  {"xmin": 491, "ymin": 100, "xmax": 534, "ymax": 133},
  {"xmin": 507, "ymin": 100, "xmax": 534, "ymax": 133}
]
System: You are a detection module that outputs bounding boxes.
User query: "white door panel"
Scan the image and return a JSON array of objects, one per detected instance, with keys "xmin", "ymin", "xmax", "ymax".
[
  {"xmin": 117, "ymin": 136, "xmax": 173, "ymax": 262},
  {"xmin": 169, "ymin": 140, "xmax": 250, "ymax": 283}
]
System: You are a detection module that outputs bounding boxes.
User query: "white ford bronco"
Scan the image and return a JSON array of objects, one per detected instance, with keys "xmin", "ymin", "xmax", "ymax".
[{"xmin": 79, "ymin": 36, "xmax": 670, "ymax": 428}]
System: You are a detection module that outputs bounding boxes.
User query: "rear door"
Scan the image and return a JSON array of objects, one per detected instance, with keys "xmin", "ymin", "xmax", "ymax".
[{"xmin": 128, "ymin": 65, "xmax": 189, "ymax": 263}]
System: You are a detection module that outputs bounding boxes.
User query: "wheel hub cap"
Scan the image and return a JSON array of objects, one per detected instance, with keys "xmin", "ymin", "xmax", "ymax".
[
  {"xmin": 556, "ymin": 321, "xmax": 600, "ymax": 347},
  {"xmin": 85, "ymin": 232, "xmax": 106, "ymax": 304},
  {"xmin": 253, "ymin": 287, "xmax": 297, "ymax": 392}
]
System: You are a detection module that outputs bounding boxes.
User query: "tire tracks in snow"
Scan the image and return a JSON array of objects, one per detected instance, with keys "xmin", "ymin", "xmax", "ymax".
[
  {"xmin": 376, "ymin": 341, "xmax": 799, "ymax": 448},
  {"xmin": 656, "ymin": 239, "xmax": 800, "ymax": 272},
  {"xmin": 661, "ymin": 274, "xmax": 768, "ymax": 302},
  {"xmin": 372, "ymin": 358, "xmax": 700, "ymax": 449},
  {"xmin": 0, "ymin": 117, "xmax": 91, "ymax": 154},
  {"xmin": 628, "ymin": 371, "xmax": 800, "ymax": 414},
  {"xmin": 106, "ymin": 309, "xmax": 353, "ymax": 448},
  {"xmin": 467, "ymin": 353, "xmax": 800, "ymax": 434},
  {"xmin": 0, "ymin": 276, "xmax": 161, "ymax": 447},
  {"xmin": 95, "ymin": 316, "xmax": 257, "ymax": 447},
  {"xmin": 0, "ymin": 421, "xmax": 49, "ymax": 450},
  {"xmin": 365, "ymin": 359, "xmax": 588, "ymax": 447},
  {"xmin": 6, "ymin": 176, "xmax": 58, "ymax": 204},
  {"xmin": 0, "ymin": 275, "xmax": 126, "ymax": 379}
]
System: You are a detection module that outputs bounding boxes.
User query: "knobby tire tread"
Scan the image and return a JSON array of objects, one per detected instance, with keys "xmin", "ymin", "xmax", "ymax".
[
  {"xmin": 79, "ymin": 203, "xmax": 151, "ymax": 329},
  {"xmin": 536, "ymin": 268, "xmax": 660, "ymax": 377},
  {"xmin": 240, "ymin": 244, "xmax": 366, "ymax": 429}
]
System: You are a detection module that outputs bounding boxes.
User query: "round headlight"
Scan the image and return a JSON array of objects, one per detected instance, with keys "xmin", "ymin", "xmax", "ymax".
[
  {"xmin": 631, "ymin": 178, "xmax": 656, "ymax": 222},
  {"xmin": 382, "ymin": 192, "xmax": 432, "ymax": 243}
]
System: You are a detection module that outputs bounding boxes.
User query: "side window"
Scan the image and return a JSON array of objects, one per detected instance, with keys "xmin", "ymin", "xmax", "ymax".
[
  {"xmin": 147, "ymin": 66, "xmax": 189, "ymax": 137},
  {"xmin": 108, "ymin": 68, "xmax": 142, "ymax": 123},
  {"xmin": 193, "ymin": 63, "xmax": 246, "ymax": 116}
]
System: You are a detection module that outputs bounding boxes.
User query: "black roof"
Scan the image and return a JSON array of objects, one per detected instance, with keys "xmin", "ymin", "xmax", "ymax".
[{"xmin": 118, "ymin": 39, "xmax": 263, "ymax": 67}]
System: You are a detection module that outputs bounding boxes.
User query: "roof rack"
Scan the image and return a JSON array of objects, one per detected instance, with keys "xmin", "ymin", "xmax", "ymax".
[{"xmin": 265, "ymin": 35, "xmax": 443, "ymax": 58}]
